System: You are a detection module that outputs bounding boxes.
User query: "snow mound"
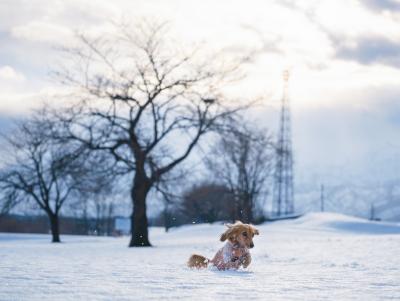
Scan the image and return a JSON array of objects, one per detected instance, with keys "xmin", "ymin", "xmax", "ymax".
[{"xmin": 290, "ymin": 212, "xmax": 400, "ymax": 234}]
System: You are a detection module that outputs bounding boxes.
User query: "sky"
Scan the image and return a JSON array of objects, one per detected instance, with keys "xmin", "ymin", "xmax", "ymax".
[{"xmin": 0, "ymin": 0, "xmax": 400, "ymax": 216}]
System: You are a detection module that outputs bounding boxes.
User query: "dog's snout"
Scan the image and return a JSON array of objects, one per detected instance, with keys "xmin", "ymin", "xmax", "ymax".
[{"xmin": 250, "ymin": 243, "xmax": 254, "ymax": 248}]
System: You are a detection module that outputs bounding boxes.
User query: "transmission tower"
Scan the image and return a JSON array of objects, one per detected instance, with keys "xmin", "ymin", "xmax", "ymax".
[{"xmin": 272, "ymin": 70, "xmax": 294, "ymax": 216}]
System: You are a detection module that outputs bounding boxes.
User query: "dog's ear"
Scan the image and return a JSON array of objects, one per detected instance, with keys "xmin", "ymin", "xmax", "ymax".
[
  {"xmin": 220, "ymin": 226, "xmax": 236, "ymax": 242},
  {"xmin": 220, "ymin": 227, "xmax": 231, "ymax": 241},
  {"xmin": 220, "ymin": 231, "xmax": 227, "ymax": 241}
]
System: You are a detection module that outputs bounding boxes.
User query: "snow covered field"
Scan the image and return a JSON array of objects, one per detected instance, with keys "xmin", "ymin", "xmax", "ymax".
[{"xmin": 1, "ymin": 213, "xmax": 400, "ymax": 301}]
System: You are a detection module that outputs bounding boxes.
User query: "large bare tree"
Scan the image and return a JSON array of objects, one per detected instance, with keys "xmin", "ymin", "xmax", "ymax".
[
  {"xmin": 0, "ymin": 111, "xmax": 85, "ymax": 242},
  {"xmin": 54, "ymin": 22, "xmax": 247, "ymax": 246},
  {"xmin": 205, "ymin": 121, "xmax": 274, "ymax": 223}
]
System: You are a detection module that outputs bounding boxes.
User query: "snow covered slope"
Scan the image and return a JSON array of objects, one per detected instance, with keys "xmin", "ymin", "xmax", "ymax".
[
  {"xmin": 282, "ymin": 212, "xmax": 400, "ymax": 234},
  {"xmin": 1, "ymin": 213, "xmax": 399, "ymax": 300}
]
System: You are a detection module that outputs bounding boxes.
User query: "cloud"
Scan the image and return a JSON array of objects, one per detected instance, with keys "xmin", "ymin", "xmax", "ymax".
[
  {"xmin": 0, "ymin": 65, "xmax": 25, "ymax": 81},
  {"xmin": 362, "ymin": 0, "xmax": 400, "ymax": 12},
  {"xmin": 335, "ymin": 36, "xmax": 400, "ymax": 67},
  {"xmin": 11, "ymin": 21, "xmax": 73, "ymax": 45}
]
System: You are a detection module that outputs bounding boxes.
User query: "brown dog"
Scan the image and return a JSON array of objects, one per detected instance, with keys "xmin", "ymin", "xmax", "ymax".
[{"xmin": 187, "ymin": 221, "xmax": 259, "ymax": 270}]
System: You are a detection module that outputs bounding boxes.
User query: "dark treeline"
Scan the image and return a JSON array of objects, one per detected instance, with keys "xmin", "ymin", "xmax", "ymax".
[{"xmin": 0, "ymin": 214, "xmax": 116, "ymax": 236}]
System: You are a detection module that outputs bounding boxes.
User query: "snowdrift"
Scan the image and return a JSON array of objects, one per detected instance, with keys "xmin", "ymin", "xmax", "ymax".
[{"xmin": 286, "ymin": 212, "xmax": 400, "ymax": 234}]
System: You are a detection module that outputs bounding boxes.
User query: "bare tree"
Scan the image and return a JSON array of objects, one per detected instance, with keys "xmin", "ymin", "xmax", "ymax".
[
  {"xmin": 153, "ymin": 164, "xmax": 192, "ymax": 232},
  {"xmin": 54, "ymin": 21, "xmax": 247, "ymax": 246},
  {"xmin": 69, "ymin": 162, "xmax": 116, "ymax": 235},
  {"xmin": 0, "ymin": 190, "xmax": 20, "ymax": 218},
  {"xmin": 205, "ymin": 121, "xmax": 274, "ymax": 223},
  {"xmin": 0, "ymin": 111, "xmax": 84, "ymax": 242},
  {"xmin": 71, "ymin": 152, "xmax": 117, "ymax": 235},
  {"xmin": 157, "ymin": 186, "xmax": 179, "ymax": 232}
]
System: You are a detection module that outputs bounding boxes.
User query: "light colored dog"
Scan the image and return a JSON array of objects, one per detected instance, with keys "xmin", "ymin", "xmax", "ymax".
[{"xmin": 187, "ymin": 221, "xmax": 259, "ymax": 270}]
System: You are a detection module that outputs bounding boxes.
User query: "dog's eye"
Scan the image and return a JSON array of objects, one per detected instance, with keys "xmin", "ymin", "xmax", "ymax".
[{"xmin": 242, "ymin": 232, "xmax": 247, "ymax": 237}]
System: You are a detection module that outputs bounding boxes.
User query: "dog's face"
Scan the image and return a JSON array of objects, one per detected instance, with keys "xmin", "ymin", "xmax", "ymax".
[{"xmin": 220, "ymin": 221, "xmax": 259, "ymax": 249}]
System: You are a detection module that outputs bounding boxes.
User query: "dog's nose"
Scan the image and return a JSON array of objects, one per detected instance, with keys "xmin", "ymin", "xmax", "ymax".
[{"xmin": 250, "ymin": 243, "xmax": 254, "ymax": 248}]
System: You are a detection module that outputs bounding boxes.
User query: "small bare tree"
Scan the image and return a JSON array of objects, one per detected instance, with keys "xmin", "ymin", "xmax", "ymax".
[
  {"xmin": 156, "ymin": 186, "xmax": 179, "ymax": 232},
  {"xmin": 205, "ymin": 121, "xmax": 274, "ymax": 223},
  {"xmin": 64, "ymin": 148, "xmax": 119, "ymax": 235},
  {"xmin": 0, "ymin": 111, "xmax": 84, "ymax": 242},
  {"xmin": 54, "ymin": 21, "xmax": 247, "ymax": 246},
  {"xmin": 0, "ymin": 190, "xmax": 20, "ymax": 218}
]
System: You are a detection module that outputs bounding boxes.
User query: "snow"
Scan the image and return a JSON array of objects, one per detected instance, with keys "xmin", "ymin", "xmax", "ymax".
[{"xmin": 1, "ymin": 212, "xmax": 400, "ymax": 300}]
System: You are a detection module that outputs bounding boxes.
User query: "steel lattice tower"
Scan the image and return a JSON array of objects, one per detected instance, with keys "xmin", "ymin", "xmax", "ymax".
[{"xmin": 272, "ymin": 70, "xmax": 294, "ymax": 216}]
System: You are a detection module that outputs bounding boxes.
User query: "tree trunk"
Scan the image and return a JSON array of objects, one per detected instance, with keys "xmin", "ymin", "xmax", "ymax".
[
  {"xmin": 164, "ymin": 205, "xmax": 170, "ymax": 233},
  {"xmin": 49, "ymin": 213, "xmax": 61, "ymax": 243},
  {"xmin": 233, "ymin": 193, "xmax": 243, "ymax": 222},
  {"xmin": 129, "ymin": 175, "xmax": 151, "ymax": 247},
  {"xmin": 242, "ymin": 195, "xmax": 253, "ymax": 224}
]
